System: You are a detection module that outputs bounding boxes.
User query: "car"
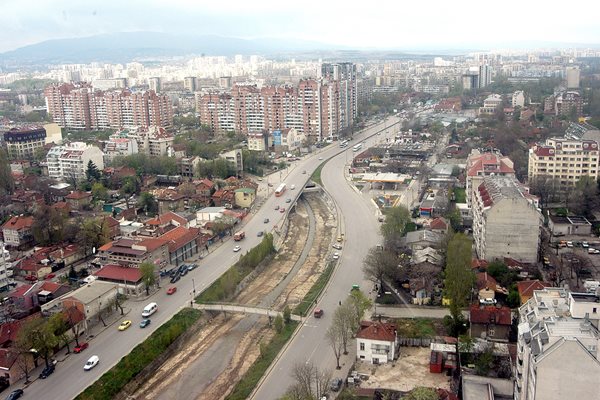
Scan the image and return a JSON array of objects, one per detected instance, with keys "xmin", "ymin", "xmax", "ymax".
[
  {"xmin": 118, "ymin": 320, "xmax": 132, "ymax": 331},
  {"xmin": 290, "ymin": 184, "xmax": 296, "ymax": 190},
  {"xmin": 351, "ymin": 284, "xmax": 360, "ymax": 291},
  {"xmin": 268, "ymin": 183, "xmax": 273, "ymax": 187},
  {"xmin": 332, "ymin": 252, "xmax": 340, "ymax": 260},
  {"xmin": 314, "ymin": 308, "xmax": 324, "ymax": 318},
  {"xmin": 279, "ymin": 207, "xmax": 286, "ymax": 213},
  {"xmin": 479, "ymin": 298, "xmax": 497, "ymax": 305},
  {"xmin": 24, "ymin": 275, "xmax": 37, "ymax": 282},
  {"xmin": 318, "ymin": 157, "xmax": 323, "ymax": 160},
  {"xmin": 336, "ymin": 236, "xmax": 343, "ymax": 243},
  {"xmin": 167, "ymin": 286, "xmax": 177, "ymax": 295},
  {"xmin": 589, "ymin": 248, "xmax": 600, "ymax": 254},
  {"xmin": 139, "ymin": 318, "xmax": 151, "ymax": 328},
  {"xmin": 83, "ymin": 355, "xmax": 99, "ymax": 371},
  {"xmin": 45, "ymin": 273, "xmax": 56, "ymax": 280},
  {"xmin": 583, "ymin": 241, "xmax": 590, "ymax": 248},
  {"xmin": 180, "ymin": 267, "xmax": 188, "ymax": 276},
  {"xmin": 5, "ymin": 389, "xmax": 24, "ymax": 400},
  {"xmin": 543, "ymin": 257, "xmax": 550, "ymax": 265},
  {"xmin": 302, "ymin": 170, "xmax": 307, "ymax": 174},
  {"xmin": 39, "ymin": 363, "xmax": 55, "ymax": 379},
  {"xmin": 187, "ymin": 263, "xmax": 198, "ymax": 271},
  {"xmin": 332, "ymin": 244, "xmax": 342, "ymax": 250},
  {"xmin": 275, "ymin": 205, "xmax": 280, "ymax": 210},
  {"xmin": 257, "ymin": 231, "xmax": 264, "ymax": 237},
  {"xmin": 73, "ymin": 342, "xmax": 89, "ymax": 353},
  {"xmin": 567, "ymin": 241, "xmax": 574, "ymax": 248},
  {"xmin": 286, "ymin": 198, "xmax": 291, "ymax": 203},
  {"xmin": 264, "ymin": 218, "xmax": 270, "ymax": 223},
  {"xmin": 170, "ymin": 273, "xmax": 181, "ymax": 284},
  {"xmin": 233, "ymin": 245, "xmax": 241, "ymax": 252},
  {"xmin": 330, "ymin": 377, "xmax": 343, "ymax": 392}
]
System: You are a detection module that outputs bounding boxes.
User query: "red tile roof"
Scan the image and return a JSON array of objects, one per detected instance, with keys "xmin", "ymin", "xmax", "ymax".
[
  {"xmin": 517, "ymin": 280, "xmax": 551, "ymax": 299},
  {"xmin": 356, "ymin": 321, "xmax": 396, "ymax": 342},
  {"xmin": 429, "ymin": 217, "xmax": 448, "ymax": 231},
  {"xmin": 146, "ymin": 211, "xmax": 187, "ymax": 227},
  {"xmin": 95, "ymin": 264, "xmax": 142, "ymax": 282},
  {"xmin": 137, "ymin": 237, "xmax": 167, "ymax": 252},
  {"xmin": 38, "ymin": 281, "xmax": 66, "ymax": 293},
  {"xmin": 159, "ymin": 226, "xmax": 200, "ymax": 252},
  {"xmin": 0, "ymin": 348, "xmax": 18, "ymax": 369},
  {"xmin": 469, "ymin": 305, "xmax": 512, "ymax": 326},
  {"xmin": 65, "ymin": 191, "xmax": 91, "ymax": 200},
  {"xmin": 2, "ymin": 215, "xmax": 34, "ymax": 231},
  {"xmin": 533, "ymin": 146, "xmax": 554, "ymax": 157},
  {"xmin": 472, "ymin": 259, "xmax": 489, "ymax": 270},
  {"xmin": 476, "ymin": 272, "xmax": 498, "ymax": 291},
  {"xmin": 9, "ymin": 284, "xmax": 33, "ymax": 298}
]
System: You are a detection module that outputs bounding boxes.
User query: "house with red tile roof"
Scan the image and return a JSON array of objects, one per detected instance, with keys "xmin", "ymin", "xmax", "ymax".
[
  {"xmin": 65, "ymin": 191, "xmax": 92, "ymax": 210},
  {"xmin": 159, "ymin": 226, "xmax": 201, "ymax": 266},
  {"xmin": 516, "ymin": 280, "xmax": 551, "ymax": 305},
  {"xmin": 469, "ymin": 305, "xmax": 512, "ymax": 341},
  {"xmin": 98, "ymin": 237, "xmax": 169, "ymax": 268},
  {"xmin": 0, "ymin": 345, "xmax": 33, "ymax": 385},
  {"xmin": 2, "ymin": 215, "xmax": 34, "ymax": 248},
  {"xmin": 102, "ymin": 215, "xmax": 121, "ymax": 239},
  {"xmin": 428, "ymin": 217, "xmax": 448, "ymax": 234},
  {"xmin": 7, "ymin": 284, "xmax": 37, "ymax": 314},
  {"xmin": 212, "ymin": 189, "xmax": 235, "ymax": 207},
  {"xmin": 356, "ymin": 321, "xmax": 397, "ymax": 364}
]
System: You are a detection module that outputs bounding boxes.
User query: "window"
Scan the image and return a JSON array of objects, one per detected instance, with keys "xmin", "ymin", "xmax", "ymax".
[
  {"xmin": 360, "ymin": 342, "xmax": 365, "ymax": 351},
  {"xmin": 594, "ymin": 308, "xmax": 597, "ymax": 314}
]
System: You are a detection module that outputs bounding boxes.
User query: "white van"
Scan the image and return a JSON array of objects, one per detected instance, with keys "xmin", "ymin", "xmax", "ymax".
[{"xmin": 142, "ymin": 302, "xmax": 158, "ymax": 318}]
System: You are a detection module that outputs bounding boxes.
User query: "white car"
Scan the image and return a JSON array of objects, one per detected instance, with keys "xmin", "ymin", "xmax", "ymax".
[
  {"xmin": 233, "ymin": 245, "xmax": 241, "ymax": 252},
  {"xmin": 333, "ymin": 252, "xmax": 340, "ymax": 260},
  {"xmin": 84, "ymin": 355, "xmax": 99, "ymax": 371}
]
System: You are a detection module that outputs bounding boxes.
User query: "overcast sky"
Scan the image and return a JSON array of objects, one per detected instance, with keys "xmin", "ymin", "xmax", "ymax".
[{"xmin": 2, "ymin": 0, "xmax": 600, "ymax": 53}]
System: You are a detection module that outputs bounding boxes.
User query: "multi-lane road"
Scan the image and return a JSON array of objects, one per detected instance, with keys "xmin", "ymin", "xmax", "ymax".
[
  {"xmin": 14, "ymin": 117, "xmax": 400, "ymax": 399},
  {"xmin": 252, "ymin": 119, "xmax": 401, "ymax": 399}
]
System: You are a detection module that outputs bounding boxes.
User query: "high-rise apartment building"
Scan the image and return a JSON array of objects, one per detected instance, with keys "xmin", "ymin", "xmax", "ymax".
[
  {"xmin": 516, "ymin": 288, "xmax": 600, "ymax": 400},
  {"xmin": 197, "ymin": 63, "xmax": 357, "ymax": 140},
  {"xmin": 528, "ymin": 137, "xmax": 599, "ymax": 186},
  {"xmin": 566, "ymin": 66, "xmax": 580, "ymax": 89},
  {"xmin": 44, "ymin": 83, "xmax": 173, "ymax": 130},
  {"xmin": 478, "ymin": 64, "xmax": 492, "ymax": 88}
]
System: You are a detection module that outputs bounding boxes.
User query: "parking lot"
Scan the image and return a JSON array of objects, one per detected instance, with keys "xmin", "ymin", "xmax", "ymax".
[{"xmin": 543, "ymin": 233, "xmax": 600, "ymax": 291}]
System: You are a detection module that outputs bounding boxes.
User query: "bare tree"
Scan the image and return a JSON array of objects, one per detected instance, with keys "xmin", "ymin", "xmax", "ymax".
[
  {"xmin": 333, "ymin": 302, "xmax": 355, "ymax": 355},
  {"xmin": 288, "ymin": 362, "xmax": 332, "ymax": 399},
  {"xmin": 362, "ymin": 247, "xmax": 398, "ymax": 293},
  {"xmin": 327, "ymin": 322, "xmax": 345, "ymax": 370}
]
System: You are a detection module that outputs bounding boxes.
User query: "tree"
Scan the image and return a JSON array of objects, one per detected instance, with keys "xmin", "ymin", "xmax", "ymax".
[
  {"xmin": 273, "ymin": 314, "xmax": 284, "ymax": 334},
  {"xmin": 444, "ymin": 233, "xmax": 474, "ymax": 336},
  {"xmin": 404, "ymin": 387, "xmax": 439, "ymax": 400},
  {"xmin": 362, "ymin": 247, "xmax": 398, "ymax": 293},
  {"xmin": 283, "ymin": 305, "xmax": 292, "ymax": 324},
  {"xmin": 86, "ymin": 160, "xmax": 101, "ymax": 182},
  {"xmin": 380, "ymin": 205, "xmax": 411, "ymax": 249},
  {"xmin": 332, "ymin": 302, "xmax": 355, "ymax": 355},
  {"xmin": 48, "ymin": 312, "xmax": 71, "ymax": 354},
  {"xmin": 288, "ymin": 362, "xmax": 332, "ymax": 400},
  {"xmin": 139, "ymin": 262, "xmax": 156, "ymax": 296},
  {"xmin": 32, "ymin": 204, "xmax": 67, "ymax": 245},
  {"xmin": 571, "ymin": 175, "xmax": 600, "ymax": 217},
  {"xmin": 18, "ymin": 317, "xmax": 58, "ymax": 368},
  {"xmin": 91, "ymin": 182, "xmax": 108, "ymax": 202},
  {"xmin": 138, "ymin": 192, "xmax": 158, "ymax": 216},
  {"xmin": 78, "ymin": 218, "xmax": 110, "ymax": 257},
  {"xmin": 326, "ymin": 322, "xmax": 344, "ymax": 369},
  {"xmin": 0, "ymin": 148, "xmax": 14, "ymax": 195}
]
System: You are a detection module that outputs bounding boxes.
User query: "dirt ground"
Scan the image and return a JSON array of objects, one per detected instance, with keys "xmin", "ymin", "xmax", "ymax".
[
  {"xmin": 132, "ymin": 193, "xmax": 336, "ymax": 400},
  {"xmin": 355, "ymin": 347, "xmax": 452, "ymax": 393}
]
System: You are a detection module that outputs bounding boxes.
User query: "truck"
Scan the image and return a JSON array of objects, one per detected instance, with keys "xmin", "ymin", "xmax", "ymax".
[{"xmin": 233, "ymin": 231, "xmax": 246, "ymax": 241}]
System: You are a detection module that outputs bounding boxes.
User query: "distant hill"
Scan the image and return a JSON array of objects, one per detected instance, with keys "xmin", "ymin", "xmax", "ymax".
[{"xmin": 0, "ymin": 32, "xmax": 344, "ymax": 65}]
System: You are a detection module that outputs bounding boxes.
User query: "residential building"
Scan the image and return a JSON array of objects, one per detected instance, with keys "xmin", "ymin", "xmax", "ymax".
[
  {"xmin": 356, "ymin": 321, "xmax": 397, "ymax": 364},
  {"xmin": 0, "ymin": 242, "xmax": 13, "ymax": 291},
  {"xmin": 110, "ymin": 126, "xmax": 174, "ymax": 157},
  {"xmin": 3, "ymin": 126, "xmax": 46, "ymax": 160},
  {"xmin": 555, "ymin": 91, "xmax": 582, "ymax": 117},
  {"xmin": 516, "ymin": 288, "xmax": 600, "ymax": 400},
  {"xmin": 512, "ymin": 90, "xmax": 525, "ymax": 108},
  {"xmin": 103, "ymin": 136, "xmax": 139, "ymax": 161},
  {"xmin": 472, "ymin": 176, "xmax": 541, "ymax": 263},
  {"xmin": 479, "ymin": 94, "xmax": 503, "ymax": 115},
  {"xmin": 46, "ymin": 142, "xmax": 104, "ymax": 182},
  {"xmin": 98, "ymin": 237, "xmax": 169, "ymax": 268},
  {"xmin": 234, "ymin": 188, "xmax": 256, "ymax": 209},
  {"xmin": 247, "ymin": 132, "xmax": 270, "ymax": 151},
  {"xmin": 1, "ymin": 215, "xmax": 34, "ymax": 248},
  {"xmin": 183, "ymin": 76, "xmax": 197, "ymax": 92},
  {"xmin": 94, "ymin": 264, "xmax": 144, "ymax": 296},
  {"xmin": 220, "ymin": 149, "xmax": 243, "ymax": 177},
  {"xmin": 65, "ymin": 191, "xmax": 92, "ymax": 210},
  {"xmin": 44, "ymin": 83, "xmax": 173, "ymax": 130},
  {"xmin": 272, "ymin": 128, "xmax": 305, "ymax": 153},
  {"xmin": 479, "ymin": 64, "xmax": 493, "ymax": 88},
  {"xmin": 516, "ymin": 280, "xmax": 551, "ymax": 305},
  {"xmin": 469, "ymin": 305, "xmax": 512, "ymax": 342},
  {"xmin": 465, "ymin": 149, "xmax": 515, "ymax": 211},
  {"xmin": 566, "ymin": 66, "xmax": 580, "ymax": 89},
  {"xmin": 528, "ymin": 137, "xmax": 599, "ymax": 186}
]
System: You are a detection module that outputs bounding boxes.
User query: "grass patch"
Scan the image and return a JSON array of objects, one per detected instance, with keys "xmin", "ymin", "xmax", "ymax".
[
  {"xmin": 394, "ymin": 318, "xmax": 438, "ymax": 338},
  {"xmin": 454, "ymin": 187, "xmax": 466, "ymax": 203},
  {"xmin": 197, "ymin": 234, "xmax": 275, "ymax": 303},
  {"xmin": 76, "ymin": 308, "xmax": 201, "ymax": 400},
  {"xmin": 293, "ymin": 262, "xmax": 335, "ymax": 317},
  {"xmin": 225, "ymin": 321, "xmax": 298, "ymax": 400},
  {"xmin": 311, "ymin": 162, "xmax": 325, "ymax": 186}
]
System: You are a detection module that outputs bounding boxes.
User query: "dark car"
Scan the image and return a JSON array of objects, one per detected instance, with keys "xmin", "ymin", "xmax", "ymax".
[
  {"xmin": 170, "ymin": 273, "xmax": 181, "ymax": 284},
  {"xmin": 5, "ymin": 389, "xmax": 24, "ymax": 400},
  {"xmin": 39, "ymin": 364, "xmax": 55, "ymax": 379},
  {"xmin": 139, "ymin": 319, "xmax": 151, "ymax": 328},
  {"xmin": 180, "ymin": 267, "xmax": 188, "ymax": 276},
  {"xmin": 330, "ymin": 377, "xmax": 343, "ymax": 392}
]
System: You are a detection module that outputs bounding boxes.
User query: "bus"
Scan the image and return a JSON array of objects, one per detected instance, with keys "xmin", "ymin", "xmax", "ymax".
[
  {"xmin": 275, "ymin": 183, "xmax": 287, "ymax": 197},
  {"xmin": 352, "ymin": 143, "xmax": 363, "ymax": 152},
  {"xmin": 340, "ymin": 140, "xmax": 349, "ymax": 148}
]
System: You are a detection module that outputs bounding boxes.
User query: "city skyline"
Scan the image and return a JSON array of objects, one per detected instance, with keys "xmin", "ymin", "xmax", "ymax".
[{"xmin": 2, "ymin": 0, "xmax": 600, "ymax": 54}]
